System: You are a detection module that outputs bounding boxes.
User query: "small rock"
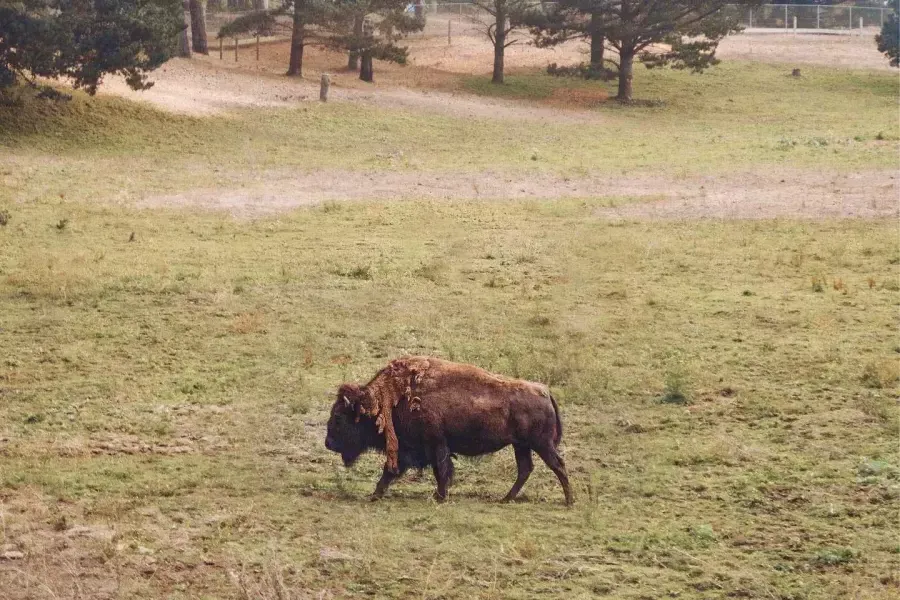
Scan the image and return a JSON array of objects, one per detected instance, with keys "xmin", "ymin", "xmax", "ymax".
[{"xmin": 1, "ymin": 551, "xmax": 24, "ymax": 560}]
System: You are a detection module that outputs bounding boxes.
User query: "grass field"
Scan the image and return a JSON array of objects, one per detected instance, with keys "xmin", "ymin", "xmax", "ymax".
[
  {"xmin": 1, "ymin": 62, "xmax": 897, "ymax": 207},
  {"xmin": 1, "ymin": 51, "xmax": 899, "ymax": 600},
  {"xmin": 1, "ymin": 197, "xmax": 898, "ymax": 599}
]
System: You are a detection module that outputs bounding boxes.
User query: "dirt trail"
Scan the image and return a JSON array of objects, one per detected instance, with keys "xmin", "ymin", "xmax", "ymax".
[
  {"xmin": 143, "ymin": 168, "xmax": 898, "ymax": 220},
  {"xmin": 101, "ymin": 59, "xmax": 600, "ymax": 124}
]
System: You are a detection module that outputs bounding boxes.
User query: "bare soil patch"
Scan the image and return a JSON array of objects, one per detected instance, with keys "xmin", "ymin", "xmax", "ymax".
[
  {"xmin": 143, "ymin": 168, "xmax": 898, "ymax": 220},
  {"xmin": 101, "ymin": 58, "xmax": 600, "ymax": 124}
]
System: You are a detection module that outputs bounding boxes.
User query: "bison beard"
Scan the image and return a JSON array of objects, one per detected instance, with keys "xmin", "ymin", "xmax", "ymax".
[{"xmin": 325, "ymin": 357, "xmax": 573, "ymax": 505}]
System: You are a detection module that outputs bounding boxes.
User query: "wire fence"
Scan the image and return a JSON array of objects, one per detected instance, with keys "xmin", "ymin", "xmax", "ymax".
[{"xmin": 199, "ymin": 2, "xmax": 894, "ymax": 61}]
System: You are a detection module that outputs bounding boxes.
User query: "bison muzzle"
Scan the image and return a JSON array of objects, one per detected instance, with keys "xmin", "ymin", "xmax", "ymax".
[{"xmin": 324, "ymin": 356, "xmax": 573, "ymax": 505}]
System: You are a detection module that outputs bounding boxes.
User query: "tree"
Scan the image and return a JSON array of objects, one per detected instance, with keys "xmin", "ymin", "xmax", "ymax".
[
  {"xmin": 530, "ymin": 1, "xmax": 757, "ymax": 101},
  {"xmin": 473, "ymin": 0, "xmax": 540, "ymax": 84},
  {"xmin": 218, "ymin": 1, "xmax": 325, "ymax": 77},
  {"xmin": 876, "ymin": 0, "xmax": 898, "ymax": 67},
  {"xmin": 327, "ymin": 0, "xmax": 424, "ymax": 82},
  {"xmin": 189, "ymin": 0, "xmax": 209, "ymax": 54},
  {"xmin": 179, "ymin": 1, "xmax": 192, "ymax": 57},
  {"xmin": 525, "ymin": 1, "xmax": 608, "ymax": 77},
  {"xmin": 0, "ymin": 0, "xmax": 184, "ymax": 95}
]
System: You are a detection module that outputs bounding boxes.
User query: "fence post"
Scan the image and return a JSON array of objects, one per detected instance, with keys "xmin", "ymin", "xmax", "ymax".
[
  {"xmin": 784, "ymin": 5, "xmax": 788, "ymax": 29},
  {"xmin": 234, "ymin": 37, "xmax": 238, "ymax": 62},
  {"xmin": 816, "ymin": 6, "xmax": 819, "ymax": 29},
  {"xmin": 748, "ymin": 8, "xmax": 752, "ymax": 28},
  {"xmin": 219, "ymin": 37, "xmax": 223, "ymax": 60},
  {"xmin": 448, "ymin": 19, "xmax": 451, "ymax": 45},
  {"xmin": 882, "ymin": 8, "xmax": 885, "ymax": 27},
  {"xmin": 256, "ymin": 35, "xmax": 260, "ymax": 61},
  {"xmin": 793, "ymin": 16, "xmax": 797, "ymax": 34},
  {"xmin": 859, "ymin": 17, "xmax": 863, "ymax": 31},
  {"xmin": 849, "ymin": 6, "xmax": 852, "ymax": 29}
]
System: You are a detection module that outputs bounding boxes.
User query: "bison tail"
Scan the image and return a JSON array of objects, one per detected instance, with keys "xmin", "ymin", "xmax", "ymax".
[{"xmin": 549, "ymin": 392, "xmax": 563, "ymax": 447}]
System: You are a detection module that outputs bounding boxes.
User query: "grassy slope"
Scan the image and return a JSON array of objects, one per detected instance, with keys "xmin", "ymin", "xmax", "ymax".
[
  {"xmin": 1, "ymin": 61, "xmax": 897, "ymax": 208},
  {"xmin": 0, "ymin": 60, "xmax": 898, "ymax": 599},
  {"xmin": 0, "ymin": 197, "xmax": 898, "ymax": 599}
]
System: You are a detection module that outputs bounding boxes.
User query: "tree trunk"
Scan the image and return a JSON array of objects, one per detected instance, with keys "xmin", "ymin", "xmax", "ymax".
[
  {"xmin": 589, "ymin": 10, "xmax": 604, "ymax": 73},
  {"xmin": 348, "ymin": 14, "xmax": 363, "ymax": 71},
  {"xmin": 189, "ymin": 0, "xmax": 208, "ymax": 55},
  {"xmin": 360, "ymin": 51, "xmax": 374, "ymax": 82},
  {"xmin": 287, "ymin": 0, "xmax": 305, "ymax": 76},
  {"xmin": 491, "ymin": 6, "xmax": 506, "ymax": 84},
  {"xmin": 616, "ymin": 47, "xmax": 634, "ymax": 101},
  {"xmin": 178, "ymin": 1, "xmax": 192, "ymax": 58}
]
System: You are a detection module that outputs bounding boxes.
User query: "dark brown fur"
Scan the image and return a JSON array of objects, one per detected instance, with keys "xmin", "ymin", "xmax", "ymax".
[{"xmin": 325, "ymin": 356, "xmax": 572, "ymax": 505}]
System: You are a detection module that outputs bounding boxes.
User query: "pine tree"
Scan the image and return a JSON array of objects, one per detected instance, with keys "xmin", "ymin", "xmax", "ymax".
[
  {"xmin": 0, "ymin": 0, "xmax": 184, "ymax": 95},
  {"xmin": 876, "ymin": 0, "xmax": 898, "ymax": 67},
  {"xmin": 529, "ymin": 1, "xmax": 757, "ymax": 101}
]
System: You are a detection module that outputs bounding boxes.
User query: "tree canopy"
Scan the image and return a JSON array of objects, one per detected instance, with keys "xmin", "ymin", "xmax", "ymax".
[
  {"xmin": 0, "ymin": 0, "xmax": 184, "ymax": 95},
  {"xmin": 528, "ymin": 0, "xmax": 758, "ymax": 101},
  {"xmin": 876, "ymin": 0, "xmax": 898, "ymax": 67}
]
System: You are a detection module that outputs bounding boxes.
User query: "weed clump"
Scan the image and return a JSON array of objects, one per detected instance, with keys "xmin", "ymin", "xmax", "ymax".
[
  {"xmin": 0, "ymin": 209, "xmax": 10, "ymax": 226},
  {"xmin": 811, "ymin": 548, "xmax": 857, "ymax": 568},
  {"xmin": 336, "ymin": 265, "xmax": 372, "ymax": 280},
  {"xmin": 660, "ymin": 369, "xmax": 692, "ymax": 405},
  {"xmin": 861, "ymin": 359, "xmax": 899, "ymax": 389}
]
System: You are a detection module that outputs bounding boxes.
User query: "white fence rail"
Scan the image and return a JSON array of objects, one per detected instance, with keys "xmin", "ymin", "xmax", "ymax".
[
  {"xmin": 723, "ymin": 4, "xmax": 889, "ymax": 30},
  {"xmin": 203, "ymin": 2, "xmax": 893, "ymax": 49},
  {"xmin": 207, "ymin": 1, "xmax": 891, "ymax": 30}
]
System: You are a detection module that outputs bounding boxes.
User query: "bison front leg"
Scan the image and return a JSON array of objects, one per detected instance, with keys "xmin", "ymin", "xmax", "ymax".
[
  {"xmin": 431, "ymin": 442, "xmax": 453, "ymax": 502},
  {"xmin": 371, "ymin": 466, "xmax": 402, "ymax": 501},
  {"xmin": 502, "ymin": 445, "xmax": 534, "ymax": 502}
]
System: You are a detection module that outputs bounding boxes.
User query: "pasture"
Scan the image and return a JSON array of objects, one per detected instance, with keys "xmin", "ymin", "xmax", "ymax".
[{"xmin": 1, "ymin": 25, "xmax": 899, "ymax": 600}]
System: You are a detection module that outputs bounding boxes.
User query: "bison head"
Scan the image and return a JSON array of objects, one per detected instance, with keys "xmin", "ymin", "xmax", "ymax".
[{"xmin": 324, "ymin": 383, "xmax": 373, "ymax": 467}]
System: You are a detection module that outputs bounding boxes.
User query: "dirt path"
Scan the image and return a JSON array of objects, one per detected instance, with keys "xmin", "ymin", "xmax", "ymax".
[
  {"xmin": 143, "ymin": 168, "xmax": 898, "ymax": 220},
  {"xmin": 101, "ymin": 59, "xmax": 601, "ymax": 124}
]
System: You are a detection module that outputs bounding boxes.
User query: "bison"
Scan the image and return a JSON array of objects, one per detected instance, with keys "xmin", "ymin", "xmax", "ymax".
[{"xmin": 324, "ymin": 356, "xmax": 573, "ymax": 505}]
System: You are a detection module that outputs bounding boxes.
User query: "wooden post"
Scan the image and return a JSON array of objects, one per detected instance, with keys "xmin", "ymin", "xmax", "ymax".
[
  {"xmin": 793, "ymin": 16, "xmax": 797, "ymax": 34},
  {"xmin": 234, "ymin": 37, "xmax": 238, "ymax": 62},
  {"xmin": 256, "ymin": 35, "xmax": 260, "ymax": 61},
  {"xmin": 816, "ymin": 6, "xmax": 820, "ymax": 29},
  {"xmin": 219, "ymin": 36, "xmax": 223, "ymax": 60},
  {"xmin": 320, "ymin": 73, "xmax": 330, "ymax": 102},
  {"xmin": 784, "ymin": 5, "xmax": 788, "ymax": 29},
  {"xmin": 447, "ymin": 19, "xmax": 451, "ymax": 46}
]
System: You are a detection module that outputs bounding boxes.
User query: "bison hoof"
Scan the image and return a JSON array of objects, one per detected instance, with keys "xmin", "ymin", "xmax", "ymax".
[{"xmin": 369, "ymin": 493, "xmax": 383, "ymax": 502}]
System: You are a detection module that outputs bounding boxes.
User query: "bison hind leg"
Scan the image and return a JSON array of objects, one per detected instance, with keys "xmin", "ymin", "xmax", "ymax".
[
  {"xmin": 502, "ymin": 445, "xmax": 534, "ymax": 502},
  {"xmin": 431, "ymin": 442, "xmax": 453, "ymax": 502},
  {"xmin": 535, "ymin": 445, "xmax": 573, "ymax": 506}
]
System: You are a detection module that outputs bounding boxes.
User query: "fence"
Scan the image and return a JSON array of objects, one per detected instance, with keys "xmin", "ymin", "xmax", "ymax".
[
  {"xmin": 199, "ymin": 2, "xmax": 895, "ymax": 60},
  {"xmin": 723, "ymin": 3, "xmax": 889, "ymax": 31}
]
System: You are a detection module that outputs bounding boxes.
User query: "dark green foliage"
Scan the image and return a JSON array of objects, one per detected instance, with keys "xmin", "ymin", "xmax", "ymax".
[
  {"xmin": 527, "ymin": 0, "xmax": 759, "ymax": 100},
  {"xmin": 876, "ymin": 0, "xmax": 898, "ymax": 67},
  {"xmin": 0, "ymin": 0, "xmax": 184, "ymax": 95},
  {"xmin": 216, "ymin": 9, "xmax": 278, "ymax": 38},
  {"xmin": 546, "ymin": 61, "xmax": 613, "ymax": 80},
  {"xmin": 326, "ymin": 0, "xmax": 425, "ymax": 80}
]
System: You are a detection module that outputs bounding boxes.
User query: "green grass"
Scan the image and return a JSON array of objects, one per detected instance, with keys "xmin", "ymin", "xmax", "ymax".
[
  {"xmin": 1, "ymin": 196, "xmax": 898, "ymax": 599},
  {"xmin": 1, "ymin": 60, "xmax": 897, "ymax": 210}
]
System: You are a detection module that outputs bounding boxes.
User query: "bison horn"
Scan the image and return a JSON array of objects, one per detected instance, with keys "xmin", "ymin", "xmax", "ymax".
[{"xmin": 342, "ymin": 394, "xmax": 351, "ymax": 407}]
